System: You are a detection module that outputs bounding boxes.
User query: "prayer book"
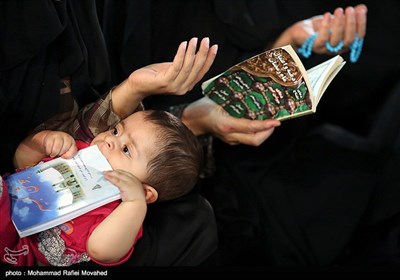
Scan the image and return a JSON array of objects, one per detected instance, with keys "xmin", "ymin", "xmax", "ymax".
[
  {"xmin": 5, "ymin": 145, "xmax": 120, "ymax": 237},
  {"xmin": 202, "ymin": 45, "xmax": 345, "ymax": 121}
]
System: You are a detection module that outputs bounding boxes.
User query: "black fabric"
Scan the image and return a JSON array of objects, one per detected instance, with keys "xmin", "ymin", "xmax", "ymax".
[
  {"xmin": 0, "ymin": 0, "xmax": 110, "ymax": 174},
  {"xmin": 71, "ymin": 191, "xmax": 218, "ymax": 267},
  {"xmin": 100, "ymin": 0, "xmax": 400, "ymax": 267},
  {"xmin": 124, "ymin": 191, "xmax": 218, "ymax": 266},
  {"xmin": 1, "ymin": 0, "xmax": 218, "ymax": 267},
  {"xmin": 211, "ymin": 0, "xmax": 279, "ymax": 51},
  {"xmin": 208, "ymin": 127, "xmax": 400, "ymax": 266},
  {"xmin": 102, "ymin": 0, "xmax": 285, "ymax": 110},
  {"xmin": 278, "ymin": 0, "xmax": 400, "ymax": 138}
]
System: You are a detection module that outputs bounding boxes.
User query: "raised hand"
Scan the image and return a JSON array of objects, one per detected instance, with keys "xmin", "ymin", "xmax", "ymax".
[
  {"xmin": 111, "ymin": 37, "xmax": 218, "ymax": 118},
  {"xmin": 128, "ymin": 37, "xmax": 218, "ymax": 96}
]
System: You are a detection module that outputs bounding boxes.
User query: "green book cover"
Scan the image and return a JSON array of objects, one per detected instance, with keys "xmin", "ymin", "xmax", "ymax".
[{"xmin": 202, "ymin": 45, "xmax": 345, "ymax": 121}]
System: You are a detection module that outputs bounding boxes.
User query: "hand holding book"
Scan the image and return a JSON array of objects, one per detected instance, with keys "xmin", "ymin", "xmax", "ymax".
[{"xmin": 202, "ymin": 45, "xmax": 345, "ymax": 121}]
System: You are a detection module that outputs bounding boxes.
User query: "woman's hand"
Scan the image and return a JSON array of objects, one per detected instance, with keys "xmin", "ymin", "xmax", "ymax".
[
  {"xmin": 273, "ymin": 4, "xmax": 368, "ymax": 54},
  {"xmin": 182, "ymin": 97, "xmax": 281, "ymax": 146},
  {"xmin": 128, "ymin": 37, "xmax": 218, "ymax": 97},
  {"xmin": 111, "ymin": 37, "xmax": 218, "ymax": 118}
]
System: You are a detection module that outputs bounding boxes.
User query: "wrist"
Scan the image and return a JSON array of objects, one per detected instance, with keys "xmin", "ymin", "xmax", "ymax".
[
  {"xmin": 271, "ymin": 26, "xmax": 295, "ymax": 49},
  {"xmin": 181, "ymin": 105, "xmax": 207, "ymax": 137},
  {"xmin": 271, "ymin": 22, "xmax": 305, "ymax": 50},
  {"xmin": 167, "ymin": 103, "xmax": 207, "ymax": 136},
  {"xmin": 13, "ymin": 130, "xmax": 51, "ymax": 169},
  {"xmin": 37, "ymin": 130, "xmax": 51, "ymax": 152},
  {"xmin": 111, "ymin": 80, "xmax": 144, "ymax": 118}
]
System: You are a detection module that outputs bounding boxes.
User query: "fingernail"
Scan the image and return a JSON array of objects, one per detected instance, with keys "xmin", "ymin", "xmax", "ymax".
[
  {"xmin": 203, "ymin": 37, "xmax": 210, "ymax": 48},
  {"xmin": 192, "ymin": 37, "xmax": 199, "ymax": 46},
  {"xmin": 181, "ymin": 41, "xmax": 188, "ymax": 50}
]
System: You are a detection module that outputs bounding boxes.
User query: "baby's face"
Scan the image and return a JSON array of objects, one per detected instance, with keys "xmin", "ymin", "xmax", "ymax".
[{"xmin": 91, "ymin": 111, "xmax": 157, "ymax": 182}]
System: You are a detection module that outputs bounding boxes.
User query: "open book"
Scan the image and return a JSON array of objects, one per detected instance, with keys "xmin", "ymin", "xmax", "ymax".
[
  {"xmin": 5, "ymin": 145, "xmax": 120, "ymax": 238},
  {"xmin": 202, "ymin": 45, "xmax": 346, "ymax": 121}
]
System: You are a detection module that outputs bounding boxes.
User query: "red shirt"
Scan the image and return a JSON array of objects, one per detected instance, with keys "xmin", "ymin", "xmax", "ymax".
[{"xmin": 1, "ymin": 141, "xmax": 142, "ymax": 266}]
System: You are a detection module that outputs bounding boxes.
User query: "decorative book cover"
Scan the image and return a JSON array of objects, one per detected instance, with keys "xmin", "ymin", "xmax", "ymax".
[
  {"xmin": 202, "ymin": 45, "xmax": 345, "ymax": 121},
  {"xmin": 5, "ymin": 145, "xmax": 120, "ymax": 238}
]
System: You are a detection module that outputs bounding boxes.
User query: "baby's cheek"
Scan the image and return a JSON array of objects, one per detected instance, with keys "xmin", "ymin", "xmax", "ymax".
[{"xmin": 108, "ymin": 158, "xmax": 123, "ymax": 171}]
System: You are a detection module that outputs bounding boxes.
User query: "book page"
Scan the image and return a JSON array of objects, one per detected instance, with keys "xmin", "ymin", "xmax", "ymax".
[{"xmin": 306, "ymin": 55, "xmax": 345, "ymax": 106}]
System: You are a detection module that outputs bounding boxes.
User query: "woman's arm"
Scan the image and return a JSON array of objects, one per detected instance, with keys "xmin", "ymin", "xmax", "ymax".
[
  {"xmin": 272, "ymin": 4, "xmax": 367, "ymax": 53},
  {"xmin": 111, "ymin": 37, "xmax": 218, "ymax": 119},
  {"xmin": 180, "ymin": 4, "xmax": 367, "ymax": 147}
]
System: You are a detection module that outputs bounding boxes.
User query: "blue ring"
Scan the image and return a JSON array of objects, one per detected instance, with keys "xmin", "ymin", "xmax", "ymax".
[
  {"xmin": 325, "ymin": 40, "xmax": 344, "ymax": 53},
  {"xmin": 298, "ymin": 33, "xmax": 318, "ymax": 58},
  {"xmin": 349, "ymin": 34, "xmax": 364, "ymax": 63}
]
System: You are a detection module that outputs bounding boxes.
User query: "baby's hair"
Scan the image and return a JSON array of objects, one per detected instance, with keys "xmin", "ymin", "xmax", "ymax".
[{"xmin": 142, "ymin": 110, "xmax": 203, "ymax": 201}]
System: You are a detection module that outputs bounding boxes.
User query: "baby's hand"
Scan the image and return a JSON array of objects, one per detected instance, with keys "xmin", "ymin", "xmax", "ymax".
[
  {"xmin": 42, "ymin": 131, "xmax": 77, "ymax": 159},
  {"xmin": 103, "ymin": 169, "xmax": 146, "ymax": 202}
]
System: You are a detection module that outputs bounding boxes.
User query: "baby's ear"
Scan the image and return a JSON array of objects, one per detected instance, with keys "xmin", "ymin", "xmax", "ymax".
[{"xmin": 143, "ymin": 184, "xmax": 158, "ymax": 204}]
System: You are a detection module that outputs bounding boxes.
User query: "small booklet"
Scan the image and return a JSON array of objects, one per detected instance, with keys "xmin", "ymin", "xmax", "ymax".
[
  {"xmin": 5, "ymin": 145, "xmax": 120, "ymax": 238},
  {"xmin": 202, "ymin": 45, "xmax": 346, "ymax": 121}
]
